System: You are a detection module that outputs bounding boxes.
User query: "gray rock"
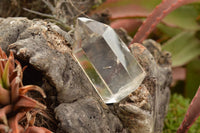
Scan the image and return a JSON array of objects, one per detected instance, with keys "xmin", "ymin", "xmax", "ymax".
[
  {"xmin": 55, "ymin": 97, "xmax": 124, "ymax": 133},
  {"xmin": 0, "ymin": 17, "xmax": 172, "ymax": 133},
  {"xmin": 117, "ymin": 40, "xmax": 171, "ymax": 133}
]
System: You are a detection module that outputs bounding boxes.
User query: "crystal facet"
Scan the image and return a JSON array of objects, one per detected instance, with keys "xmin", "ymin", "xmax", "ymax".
[{"xmin": 73, "ymin": 17, "xmax": 146, "ymax": 103}]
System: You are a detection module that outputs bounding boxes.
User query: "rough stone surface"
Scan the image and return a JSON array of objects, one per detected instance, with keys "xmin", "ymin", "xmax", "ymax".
[
  {"xmin": 0, "ymin": 17, "xmax": 172, "ymax": 133},
  {"xmin": 55, "ymin": 97, "xmax": 125, "ymax": 133},
  {"xmin": 124, "ymin": 40, "xmax": 171, "ymax": 133}
]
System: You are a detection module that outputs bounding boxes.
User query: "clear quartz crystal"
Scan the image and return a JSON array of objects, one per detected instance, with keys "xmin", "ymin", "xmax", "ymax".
[{"xmin": 73, "ymin": 17, "xmax": 146, "ymax": 104}]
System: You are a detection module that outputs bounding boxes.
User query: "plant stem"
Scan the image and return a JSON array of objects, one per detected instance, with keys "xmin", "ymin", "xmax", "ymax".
[
  {"xmin": 130, "ymin": 0, "xmax": 200, "ymax": 46},
  {"xmin": 177, "ymin": 86, "xmax": 200, "ymax": 133}
]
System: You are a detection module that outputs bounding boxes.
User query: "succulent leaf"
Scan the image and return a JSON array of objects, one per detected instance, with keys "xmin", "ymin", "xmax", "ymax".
[
  {"xmin": 2, "ymin": 57, "xmax": 10, "ymax": 90},
  {"xmin": 0, "ymin": 47, "xmax": 8, "ymax": 67},
  {"xmin": 24, "ymin": 126, "xmax": 52, "ymax": 133},
  {"xmin": 0, "ymin": 85, "xmax": 10, "ymax": 105},
  {"xmin": 0, "ymin": 47, "xmax": 51, "ymax": 132},
  {"xmin": 8, "ymin": 52, "xmax": 15, "ymax": 76},
  {"xmin": 14, "ymin": 95, "xmax": 46, "ymax": 111},
  {"xmin": 8, "ymin": 112, "xmax": 26, "ymax": 133},
  {"xmin": 0, "ymin": 105, "xmax": 12, "ymax": 125},
  {"xmin": 0, "ymin": 124, "xmax": 9, "ymax": 133},
  {"xmin": 14, "ymin": 60, "xmax": 23, "ymax": 87},
  {"xmin": 10, "ymin": 77, "xmax": 20, "ymax": 104},
  {"xmin": 0, "ymin": 61, "xmax": 4, "ymax": 79}
]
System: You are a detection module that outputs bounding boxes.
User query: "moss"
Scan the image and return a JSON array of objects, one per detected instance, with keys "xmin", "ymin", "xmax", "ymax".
[{"xmin": 163, "ymin": 93, "xmax": 200, "ymax": 133}]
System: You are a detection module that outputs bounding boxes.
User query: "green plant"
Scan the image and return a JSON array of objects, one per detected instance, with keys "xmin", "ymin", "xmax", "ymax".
[
  {"xmin": 130, "ymin": 0, "xmax": 200, "ymax": 44},
  {"xmin": 129, "ymin": 0, "xmax": 200, "ymax": 132},
  {"xmin": 176, "ymin": 86, "xmax": 200, "ymax": 133},
  {"xmin": 93, "ymin": 0, "xmax": 200, "ymax": 132},
  {"xmin": 0, "ymin": 47, "xmax": 51, "ymax": 133},
  {"xmin": 164, "ymin": 93, "xmax": 200, "ymax": 133}
]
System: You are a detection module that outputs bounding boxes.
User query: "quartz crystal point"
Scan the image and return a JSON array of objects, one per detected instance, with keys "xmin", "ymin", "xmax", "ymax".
[{"xmin": 73, "ymin": 17, "xmax": 146, "ymax": 103}]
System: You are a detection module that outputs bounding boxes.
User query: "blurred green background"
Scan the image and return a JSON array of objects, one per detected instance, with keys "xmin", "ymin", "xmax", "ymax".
[{"xmin": 94, "ymin": 0, "xmax": 200, "ymax": 132}]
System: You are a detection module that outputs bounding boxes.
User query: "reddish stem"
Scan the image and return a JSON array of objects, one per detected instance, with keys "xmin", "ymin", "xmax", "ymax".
[
  {"xmin": 130, "ymin": 0, "xmax": 200, "ymax": 45},
  {"xmin": 177, "ymin": 86, "xmax": 200, "ymax": 133}
]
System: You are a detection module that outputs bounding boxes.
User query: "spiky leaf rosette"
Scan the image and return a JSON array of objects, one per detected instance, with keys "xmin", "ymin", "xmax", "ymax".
[{"xmin": 0, "ymin": 47, "xmax": 51, "ymax": 133}]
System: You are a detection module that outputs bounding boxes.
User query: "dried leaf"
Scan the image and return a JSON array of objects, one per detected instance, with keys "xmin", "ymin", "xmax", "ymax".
[{"xmin": 19, "ymin": 85, "xmax": 46, "ymax": 98}]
